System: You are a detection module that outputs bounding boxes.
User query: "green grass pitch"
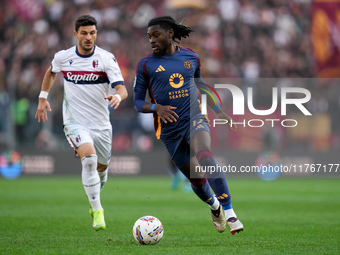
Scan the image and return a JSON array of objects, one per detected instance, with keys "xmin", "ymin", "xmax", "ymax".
[{"xmin": 0, "ymin": 176, "xmax": 339, "ymax": 255}]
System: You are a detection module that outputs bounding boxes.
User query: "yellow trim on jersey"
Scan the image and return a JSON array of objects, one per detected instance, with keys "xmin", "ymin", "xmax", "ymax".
[
  {"xmin": 156, "ymin": 116, "xmax": 161, "ymax": 139},
  {"xmin": 153, "ymin": 99, "xmax": 162, "ymax": 139}
]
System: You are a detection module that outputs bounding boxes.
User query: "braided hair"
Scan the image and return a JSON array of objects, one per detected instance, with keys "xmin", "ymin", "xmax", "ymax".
[{"xmin": 148, "ymin": 16, "xmax": 194, "ymax": 43}]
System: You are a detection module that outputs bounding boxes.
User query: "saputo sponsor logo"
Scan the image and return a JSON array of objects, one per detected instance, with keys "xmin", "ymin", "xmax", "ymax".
[{"xmin": 66, "ymin": 71, "xmax": 100, "ymax": 83}]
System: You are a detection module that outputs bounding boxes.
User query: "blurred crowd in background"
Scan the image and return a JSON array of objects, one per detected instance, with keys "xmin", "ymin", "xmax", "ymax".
[{"xmin": 1, "ymin": 0, "xmax": 340, "ymax": 153}]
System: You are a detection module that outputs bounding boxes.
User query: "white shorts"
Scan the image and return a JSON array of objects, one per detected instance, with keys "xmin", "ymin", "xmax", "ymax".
[{"xmin": 64, "ymin": 123, "xmax": 112, "ymax": 165}]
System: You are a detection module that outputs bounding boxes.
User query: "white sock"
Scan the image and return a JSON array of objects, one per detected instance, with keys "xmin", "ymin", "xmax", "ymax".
[
  {"xmin": 209, "ymin": 197, "xmax": 220, "ymax": 210},
  {"xmin": 82, "ymin": 154, "xmax": 102, "ymax": 211},
  {"xmin": 98, "ymin": 168, "xmax": 108, "ymax": 190},
  {"xmin": 225, "ymin": 208, "xmax": 237, "ymax": 219}
]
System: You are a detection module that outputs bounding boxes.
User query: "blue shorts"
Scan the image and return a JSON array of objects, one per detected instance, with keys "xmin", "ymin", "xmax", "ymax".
[{"xmin": 161, "ymin": 118, "xmax": 210, "ymax": 169}]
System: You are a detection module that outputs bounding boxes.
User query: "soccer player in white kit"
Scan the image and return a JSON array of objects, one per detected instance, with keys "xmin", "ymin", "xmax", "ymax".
[{"xmin": 35, "ymin": 15, "xmax": 128, "ymax": 231}]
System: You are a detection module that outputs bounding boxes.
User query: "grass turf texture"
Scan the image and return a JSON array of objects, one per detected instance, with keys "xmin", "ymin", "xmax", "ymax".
[{"xmin": 0, "ymin": 177, "xmax": 339, "ymax": 255}]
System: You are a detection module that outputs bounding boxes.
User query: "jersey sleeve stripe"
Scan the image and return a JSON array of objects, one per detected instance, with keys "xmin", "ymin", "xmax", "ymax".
[
  {"xmin": 50, "ymin": 64, "xmax": 58, "ymax": 74},
  {"xmin": 111, "ymin": 81, "xmax": 124, "ymax": 87},
  {"xmin": 142, "ymin": 60, "xmax": 162, "ymax": 139}
]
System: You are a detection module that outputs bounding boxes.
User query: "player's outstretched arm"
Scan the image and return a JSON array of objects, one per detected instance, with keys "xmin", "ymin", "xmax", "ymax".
[
  {"xmin": 105, "ymin": 84, "xmax": 128, "ymax": 109},
  {"xmin": 35, "ymin": 67, "xmax": 56, "ymax": 123}
]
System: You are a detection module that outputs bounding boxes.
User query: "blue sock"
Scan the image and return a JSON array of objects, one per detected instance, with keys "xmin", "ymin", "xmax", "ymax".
[
  {"xmin": 222, "ymin": 202, "xmax": 233, "ymax": 210},
  {"xmin": 206, "ymin": 167, "xmax": 232, "ymax": 207},
  {"xmin": 190, "ymin": 178, "xmax": 215, "ymax": 206},
  {"xmin": 196, "ymin": 150, "xmax": 232, "ymax": 208}
]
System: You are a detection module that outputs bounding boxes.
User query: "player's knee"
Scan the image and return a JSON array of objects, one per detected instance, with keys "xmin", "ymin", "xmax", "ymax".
[
  {"xmin": 97, "ymin": 164, "xmax": 108, "ymax": 172},
  {"xmin": 81, "ymin": 154, "xmax": 98, "ymax": 172},
  {"xmin": 196, "ymin": 150, "xmax": 213, "ymax": 164}
]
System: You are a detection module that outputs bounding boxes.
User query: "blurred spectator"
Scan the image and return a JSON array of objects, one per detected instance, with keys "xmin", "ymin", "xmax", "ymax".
[{"xmin": 1, "ymin": 0, "xmax": 338, "ymax": 152}]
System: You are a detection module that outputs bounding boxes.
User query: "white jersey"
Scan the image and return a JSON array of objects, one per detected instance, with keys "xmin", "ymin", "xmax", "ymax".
[{"xmin": 51, "ymin": 45, "xmax": 124, "ymax": 130}]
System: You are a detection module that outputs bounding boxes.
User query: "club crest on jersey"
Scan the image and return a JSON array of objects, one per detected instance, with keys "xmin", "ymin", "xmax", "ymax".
[
  {"xmin": 183, "ymin": 60, "xmax": 192, "ymax": 69},
  {"xmin": 92, "ymin": 60, "xmax": 99, "ymax": 68},
  {"xmin": 69, "ymin": 60, "xmax": 73, "ymax": 65}
]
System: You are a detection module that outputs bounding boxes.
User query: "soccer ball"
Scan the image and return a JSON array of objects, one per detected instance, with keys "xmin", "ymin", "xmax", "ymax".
[{"xmin": 132, "ymin": 216, "xmax": 164, "ymax": 245}]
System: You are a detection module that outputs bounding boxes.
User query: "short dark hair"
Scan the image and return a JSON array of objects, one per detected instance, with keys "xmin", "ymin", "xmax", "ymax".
[
  {"xmin": 75, "ymin": 15, "xmax": 97, "ymax": 32},
  {"xmin": 148, "ymin": 16, "xmax": 194, "ymax": 43}
]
